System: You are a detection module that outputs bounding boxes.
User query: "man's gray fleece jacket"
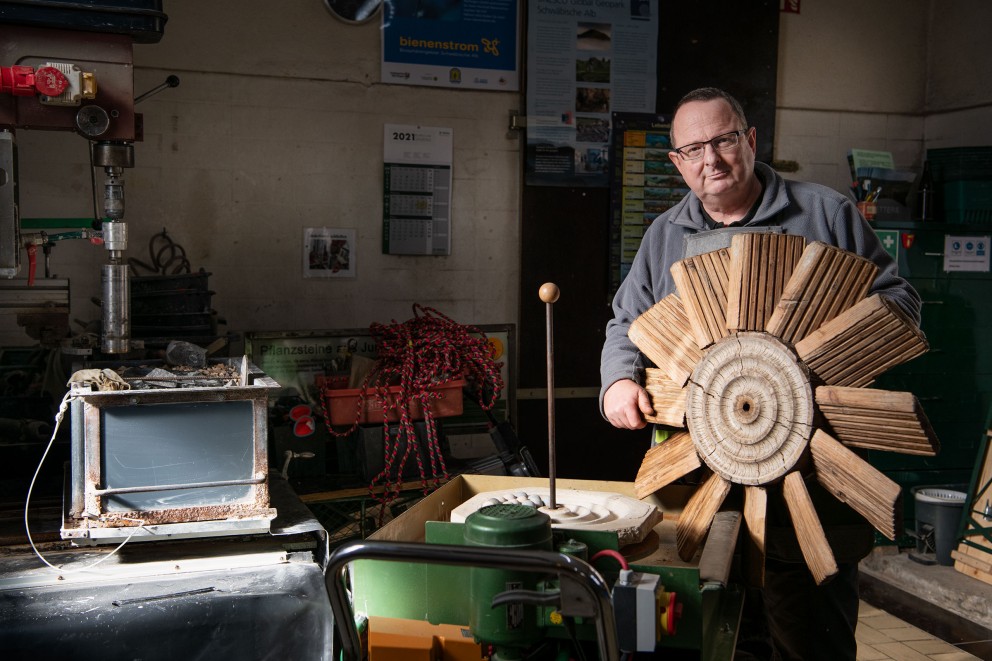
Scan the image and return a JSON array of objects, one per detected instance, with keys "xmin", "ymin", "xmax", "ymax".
[{"xmin": 599, "ymin": 161, "xmax": 923, "ymax": 411}]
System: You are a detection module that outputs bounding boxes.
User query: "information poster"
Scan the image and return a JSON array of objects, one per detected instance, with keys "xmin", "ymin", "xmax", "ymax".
[
  {"xmin": 381, "ymin": 0, "xmax": 519, "ymax": 91},
  {"xmin": 608, "ymin": 112, "xmax": 687, "ymax": 297},
  {"xmin": 526, "ymin": 0, "xmax": 658, "ymax": 187},
  {"xmin": 383, "ymin": 124, "xmax": 453, "ymax": 256}
]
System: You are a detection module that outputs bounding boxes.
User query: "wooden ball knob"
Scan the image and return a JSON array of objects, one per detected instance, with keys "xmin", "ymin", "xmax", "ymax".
[{"xmin": 539, "ymin": 282, "xmax": 560, "ymax": 304}]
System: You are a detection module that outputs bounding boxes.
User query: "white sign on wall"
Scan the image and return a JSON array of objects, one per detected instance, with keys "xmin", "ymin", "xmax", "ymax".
[{"xmin": 943, "ymin": 235, "xmax": 990, "ymax": 272}]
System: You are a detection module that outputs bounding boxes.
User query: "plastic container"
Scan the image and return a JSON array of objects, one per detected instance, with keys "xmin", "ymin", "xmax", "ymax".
[
  {"xmin": 913, "ymin": 486, "xmax": 967, "ymax": 566},
  {"xmin": 324, "ymin": 379, "xmax": 466, "ymax": 425}
]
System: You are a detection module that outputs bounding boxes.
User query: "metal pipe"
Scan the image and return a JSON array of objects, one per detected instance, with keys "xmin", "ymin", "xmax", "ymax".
[
  {"xmin": 539, "ymin": 283, "xmax": 560, "ymax": 510},
  {"xmin": 325, "ymin": 539, "xmax": 619, "ymax": 661},
  {"xmin": 101, "ymin": 262, "xmax": 129, "ymax": 353},
  {"xmin": 93, "ymin": 476, "xmax": 266, "ymax": 496}
]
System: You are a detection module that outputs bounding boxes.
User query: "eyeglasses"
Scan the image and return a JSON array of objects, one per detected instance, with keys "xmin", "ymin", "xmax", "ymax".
[{"xmin": 673, "ymin": 129, "xmax": 747, "ymax": 161}]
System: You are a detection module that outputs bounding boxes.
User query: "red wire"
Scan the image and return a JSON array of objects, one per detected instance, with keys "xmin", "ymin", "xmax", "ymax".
[
  {"xmin": 590, "ymin": 549, "xmax": 630, "ymax": 570},
  {"xmin": 318, "ymin": 305, "xmax": 505, "ymax": 512}
]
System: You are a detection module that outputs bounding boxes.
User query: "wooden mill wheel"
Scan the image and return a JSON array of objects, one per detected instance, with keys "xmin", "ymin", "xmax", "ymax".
[{"xmin": 628, "ymin": 232, "xmax": 938, "ymax": 585}]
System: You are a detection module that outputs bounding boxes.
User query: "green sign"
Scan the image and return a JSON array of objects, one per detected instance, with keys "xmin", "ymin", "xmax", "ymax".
[{"xmin": 874, "ymin": 229, "xmax": 899, "ymax": 267}]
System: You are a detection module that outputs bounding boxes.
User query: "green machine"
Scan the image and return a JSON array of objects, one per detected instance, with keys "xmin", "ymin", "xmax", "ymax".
[{"xmin": 326, "ymin": 475, "xmax": 743, "ymax": 661}]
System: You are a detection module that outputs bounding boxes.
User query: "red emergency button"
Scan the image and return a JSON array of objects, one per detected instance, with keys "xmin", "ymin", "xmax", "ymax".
[{"xmin": 33, "ymin": 66, "xmax": 69, "ymax": 96}]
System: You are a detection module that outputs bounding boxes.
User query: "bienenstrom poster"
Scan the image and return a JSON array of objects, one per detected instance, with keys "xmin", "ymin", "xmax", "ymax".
[{"xmin": 381, "ymin": 0, "xmax": 519, "ymax": 90}]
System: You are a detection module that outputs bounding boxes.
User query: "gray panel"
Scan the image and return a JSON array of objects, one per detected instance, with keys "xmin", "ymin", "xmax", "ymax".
[{"xmin": 101, "ymin": 400, "xmax": 254, "ymax": 510}]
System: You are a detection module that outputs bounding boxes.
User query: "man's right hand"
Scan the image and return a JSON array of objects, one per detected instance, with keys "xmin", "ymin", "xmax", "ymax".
[{"xmin": 603, "ymin": 379, "xmax": 654, "ymax": 430}]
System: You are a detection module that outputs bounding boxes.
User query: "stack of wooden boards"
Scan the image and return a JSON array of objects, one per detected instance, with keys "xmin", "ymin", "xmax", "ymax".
[{"xmin": 952, "ymin": 427, "xmax": 992, "ymax": 586}]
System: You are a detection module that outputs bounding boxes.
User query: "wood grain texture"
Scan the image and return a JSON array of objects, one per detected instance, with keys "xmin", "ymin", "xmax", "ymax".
[
  {"xmin": 643, "ymin": 368, "xmax": 687, "ymax": 427},
  {"xmin": 765, "ymin": 241, "xmax": 877, "ymax": 345},
  {"xmin": 815, "ymin": 385, "xmax": 940, "ymax": 456},
  {"xmin": 783, "ymin": 471, "xmax": 839, "ymax": 585},
  {"xmin": 810, "ymin": 429, "xmax": 902, "ymax": 540},
  {"xmin": 726, "ymin": 233, "xmax": 806, "ymax": 332},
  {"xmin": 670, "ymin": 248, "xmax": 732, "ymax": 349},
  {"xmin": 795, "ymin": 294, "xmax": 928, "ymax": 388},
  {"xmin": 628, "ymin": 294, "xmax": 704, "ymax": 387},
  {"xmin": 676, "ymin": 471, "xmax": 731, "ymax": 562},
  {"xmin": 634, "ymin": 431, "xmax": 701, "ymax": 498}
]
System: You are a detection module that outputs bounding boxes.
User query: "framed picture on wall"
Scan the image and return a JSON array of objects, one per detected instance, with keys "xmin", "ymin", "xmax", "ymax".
[{"xmin": 304, "ymin": 227, "xmax": 356, "ymax": 278}]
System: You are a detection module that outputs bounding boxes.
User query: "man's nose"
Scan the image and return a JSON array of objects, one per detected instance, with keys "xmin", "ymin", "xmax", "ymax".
[{"xmin": 702, "ymin": 141, "xmax": 723, "ymax": 165}]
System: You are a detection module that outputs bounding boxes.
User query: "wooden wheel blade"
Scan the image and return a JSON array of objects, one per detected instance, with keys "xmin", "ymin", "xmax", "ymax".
[
  {"xmin": 676, "ymin": 472, "xmax": 731, "ymax": 561},
  {"xmin": 796, "ymin": 294, "xmax": 928, "ymax": 387},
  {"xmin": 669, "ymin": 248, "xmax": 732, "ymax": 349},
  {"xmin": 628, "ymin": 294, "xmax": 704, "ymax": 386},
  {"xmin": 743, "ymin": 485, "xmax": 767, "ymax": 587},
  {"xmin": 783, "ymin": 471, "xmax": 838, "ymax": 585},
  {"xmin": 643, "ymin": 368, "xmax": 687, "ymax": 428},
  {"xmin": 634, "ymin": 431, "xmax": 700, "ymax": 498},
  {"xmin": 726, "ymin": 233, "xmax": 806, "ymax": 332},
  {"xmin": 698, "ymin": 511, "xmax": 742, "ymax": 587},
  {"xmin": 816, "ymin": 385, "xmax": 940, "ymax": 456},
  {"xmin": 810, "ymin": 429, "xmax": 903, "ymax": 540},
  {"xmin": 766, "ymin": 241, "xmax": 878, "ymax": 345}
]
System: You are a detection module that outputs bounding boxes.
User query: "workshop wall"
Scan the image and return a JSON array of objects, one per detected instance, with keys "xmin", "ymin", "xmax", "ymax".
[
  {"xmin": 774, "ymin": 0, "xmax": 992, "ymax": 192},
  {"xmin": 5, "ymin": 0, "xmax": 990, "ymax": 357},
  {"xmin": 11, "ymin": 1, "xmax": 522, "ymax": 346}
]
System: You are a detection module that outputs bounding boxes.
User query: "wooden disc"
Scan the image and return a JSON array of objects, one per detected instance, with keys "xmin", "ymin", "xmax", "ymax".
[{"xmin": 686, "ymin": 332, "xmax": 813, "ymax": 485}]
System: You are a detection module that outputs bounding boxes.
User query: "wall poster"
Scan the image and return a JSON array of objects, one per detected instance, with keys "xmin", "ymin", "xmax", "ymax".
[
  {"xmin": 304, "ymin": 227, "xmax": 356, "ymax": 278},
  {"xmin": 381, "ymin": 0, "xmax": 519, "ymax": 91},
  {"xmin": 525, "ymin": 0, "xmax": 658, "ymax": 187}
]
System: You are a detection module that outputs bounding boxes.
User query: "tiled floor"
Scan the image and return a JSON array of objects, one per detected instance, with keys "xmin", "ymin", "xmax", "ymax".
[{"xmin": 857, "ymin": 601, "xmax": 984, "ymax": 661}]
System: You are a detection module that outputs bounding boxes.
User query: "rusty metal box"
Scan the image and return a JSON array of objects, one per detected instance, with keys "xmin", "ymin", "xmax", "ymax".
[{"xmin": 62, "ymin": 358, "xmax": 280, "ymax": 545}]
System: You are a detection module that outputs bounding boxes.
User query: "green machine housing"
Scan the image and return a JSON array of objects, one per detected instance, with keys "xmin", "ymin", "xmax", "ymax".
[{"xmin": 349, "ymin": 475, "xmax": 743, "ymax": 661}]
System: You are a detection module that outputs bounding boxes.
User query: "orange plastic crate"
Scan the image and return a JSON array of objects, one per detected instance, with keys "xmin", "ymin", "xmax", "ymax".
[{"xmin": 323, "ymin": 379, "xmax": 466, "ymax": 425}]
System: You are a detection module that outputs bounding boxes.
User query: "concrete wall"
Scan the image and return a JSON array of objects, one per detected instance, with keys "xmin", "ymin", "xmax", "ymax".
[
  {"xmin": 775, "ymin": 0, "xmax": 992, "ymax": 193},
  {"xmin": 924, "ymin": 1, "xmax": 992, "ymax": 148},
  {"xmin": 5, "ymin": 0, "xmax": 991, "ymax": 348},
  {"xmin": 10, "ymin": 1, "xmax": 522, "ymax": 346}
]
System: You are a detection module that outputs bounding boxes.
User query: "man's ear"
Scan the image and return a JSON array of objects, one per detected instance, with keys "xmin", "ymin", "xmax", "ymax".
[{"xmin": 746, "ymin": 126, "xmax": 757, "ymax": 151}]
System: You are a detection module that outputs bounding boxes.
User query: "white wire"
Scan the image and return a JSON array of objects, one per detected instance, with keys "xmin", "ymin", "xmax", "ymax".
[{"xmin": 24, "ymin": 390, "xmax": 147, "ymax": 574}]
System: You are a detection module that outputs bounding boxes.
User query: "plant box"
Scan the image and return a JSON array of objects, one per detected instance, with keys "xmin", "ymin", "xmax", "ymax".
[{"xmin": 324, "ymin": 379, "xmax": 466, "ymax": 426}]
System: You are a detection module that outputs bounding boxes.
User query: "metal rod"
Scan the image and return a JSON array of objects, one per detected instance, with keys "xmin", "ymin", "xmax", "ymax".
[
  {"xmin": 135, "ymin": 75, "xmax": 180, "ymax": 104},
  {"xmin": 94, "ymin": 476, "xmax": 265, "ymax": 496},
  {"xmin": 540, "ymin": 283, "xmax": 560, "ymax": 510},
  {"xmin": 324, "ymin": 539, "xmax": 619, "ymax": 661}
]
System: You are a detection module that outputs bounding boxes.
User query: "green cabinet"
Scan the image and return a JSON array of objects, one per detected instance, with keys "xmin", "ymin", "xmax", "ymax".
[{"xmin": 870, "ymin": 221, "xmax": 991, "ymax": 535}]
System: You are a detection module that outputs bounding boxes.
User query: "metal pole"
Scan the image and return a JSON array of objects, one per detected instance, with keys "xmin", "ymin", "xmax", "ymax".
[{"xmin": 539, "ymin": 283, "xmax": 560, "ymax": 510}]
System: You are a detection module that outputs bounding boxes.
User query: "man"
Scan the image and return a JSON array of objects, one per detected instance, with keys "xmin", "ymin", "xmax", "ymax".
[{"xmin": 599, "ymin": 88, "xmax": 921, "ymax": 660}]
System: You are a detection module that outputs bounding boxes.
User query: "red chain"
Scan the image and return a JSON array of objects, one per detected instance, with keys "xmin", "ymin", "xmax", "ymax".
[{"xmin": 319, "ymin": 305, "xmax": 504, "ymax": 514}]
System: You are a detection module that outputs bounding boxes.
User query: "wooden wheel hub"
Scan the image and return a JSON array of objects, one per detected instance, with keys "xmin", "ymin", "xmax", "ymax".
[{"xmin": 686, "ymin": 332, "xmax": 813, "ymax": 485}]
